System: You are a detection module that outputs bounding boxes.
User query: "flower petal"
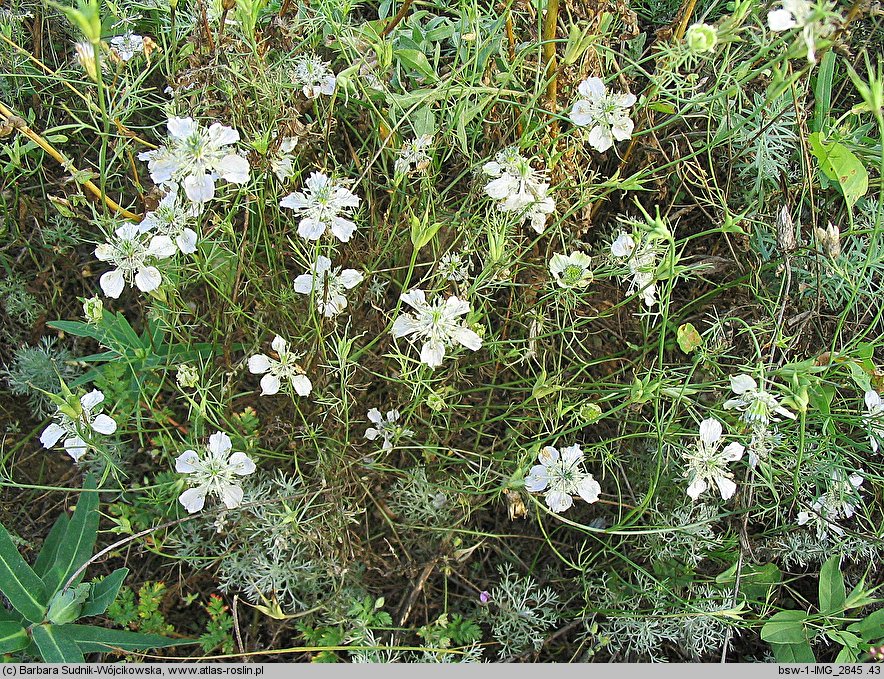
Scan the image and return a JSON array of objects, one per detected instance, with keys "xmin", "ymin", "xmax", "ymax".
[
  {"xmin": 291, "ymin": 375, "xmax": 312, "ymax": 396},
  {"xmin": 41, "ymin": 423, "xmax": 66, "ymax": 448},
  {"xmin": 91, "ymin": 413, "xmax": 117, "ymax": 435},
  {"xmin": 248, "ymin": 354, "xmax": 272, "ymax": 374},
  {"xmin": 260, "ymin": 373, "xmax": 281, "ymax": 395},
  {"xmin": 134, "ymin": 266, "xmax": 162, "ymax": 292},
  {"xmin": 175, "ymin": 449, "xmax": 200, "ymax": 473},
  {"xmin": 207, "ymin": 431, "xmax": 232, "ymax": 457},
  {"xmin": 219, "ymin": 483, "xmax": 244, "ymax": 509},
  {"xmin": 100, "ymin": 269, "xmax": 126, "ymax": 298},
  {"xmin": 179, "ymin": 487, "xmax": 207, "ymax": 513},
  {"xmin": 228, "ymin": 452, "xmax": 256, "ymax": 476}
]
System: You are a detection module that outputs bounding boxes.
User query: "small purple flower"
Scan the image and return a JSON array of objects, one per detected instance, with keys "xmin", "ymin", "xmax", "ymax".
[{"xmin": 479, "ymin": 590, "xmax": 490, "ymax": 604}]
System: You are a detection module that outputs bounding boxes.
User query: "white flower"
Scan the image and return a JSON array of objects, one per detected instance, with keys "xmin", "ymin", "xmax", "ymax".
[
  {"xmin": 391, "ymin": 289, "xmax": 483, "ymax": 368},
  {"xmin": 524, "ymin": 444, "xmax": 601, "ymax": 513},
  {"xmin": 293, "ymin": 255, "xmax": 363, "ymax": 317},
  {"xmin": 74, "ymin": 41, "xmax": 98, "ymax": 81},
  {"xmin": 482, "ymin": 147, "xmax": 555, "ymax": 234},
  {"xmin": 438, "ymin": 250, "xmax": 472, "ymax": 284},
  {"xmin": 292, "ymin": 54, "xmax": 336, "ymax": 99},
  {"xmin": 767, "ymin": 0, "xmax": 836, "ymax": 63},
  {"xmin": 864, "ymin": 390, "xmax": 884, "ymax": 454},
  {"xmin": 364, "ymin": 408, "xmax": 413, "ymax": 450},
  {"xmin": 175, "ymin": 431, "xmax": 256, "ymax": 513},
  {"xmin": 797, "ymin": 470, "xmax": 864, "ymax": 539},
  {"xmin": 569, "ymin": 77, "xmax": 636, "ymax": 153},
  {"xmin": 94, "ymin": 223, "xmax": 176, "ymax": 298},
  {"xmin": 549, "ymin": 251, "xmax": 593, "ymax": 289},
  {"xmin": 610, "ymin": 232, "xmax": 635, "ymax": 258},
  {"xmin": 109, "ymin": 32, "xmax": 144, "ymax": 61},
  {"xmin": 176, "ymin": 364, "xmax": 200, "ymax": 389},
  {"xmin": 137, "ymin": 117, "xmax": 250, "ymax": 204},
  {"xmin": 683, "ymin": 419, "xmax": 745, "ymax": 501},
  {"xmin": 395, "ymin": 135, "xmax": 433, "ymax": 175},
  {"xmin": 248, "ymin": 335, "xmax": 312, "ymax": 397},
  {"xmin": 280, "ymin": 171, "xmax": 360, "ymax": 242},
  {"xmin": 138, "ymin": 191, "xmax": 201, "ymax": 254},
  {"xmin": 270, "ymin": 137, "xmax": 299, "ymax": 182},
  {"xmin": 40, "ymin": 389, "xmax": 117, "ymax": 461},
  {"xmin": 610, "ymin": 231, "xmax": 659, "ymax": 307},
  {"xmin": 723, "ymin": 374, "xmax": 796, "ymax": 427}
]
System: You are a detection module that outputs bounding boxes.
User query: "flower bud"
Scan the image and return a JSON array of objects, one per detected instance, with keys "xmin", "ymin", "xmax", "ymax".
[
  {"xmin": 82, "ymin": 296, "xmax": 103, "ymax": 324},
  {"xmin": 74, "ymin": 41, "xmax": 98, "ymax": 82},
  {"xmin": 685, "ymin": 23, "xmax": 718, "ymax": 54},
  {"xmin": 47, "ymin": 584, "xmax": 90, "ymax": 625},
  {"xmin": 177, "ymin": 364, "xmax": 200, "ymax": 389}
]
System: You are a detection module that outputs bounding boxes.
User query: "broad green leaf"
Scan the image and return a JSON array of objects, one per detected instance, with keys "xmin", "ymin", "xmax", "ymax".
[
  {"xmin": 33, "ymin": 513, "xmax": 70, "ymax": 577},
  {"xmin": 819, "ymin": 554, "xmax": 846, "ymax": 613},
  {"xmin": 44, "ymin": 477, "xmax": 99, "ymax": 596},
  {"xmin": 0, "ymin": 522, "xmax": 48, "ymax": 622},
  {"xmin": 81, "ymin": 568, "xmax": 129, "ymax": 618},
  {"xmin": 835, "ymin": 645, "xmax": 859, "ymax": 663},
  {"xmin": 770, "ymin": 640, "xmax": 816, "ymax": 663},
  {"xmin": 848, "ymin": 609, "xmax": 884, "ymax": 642},
  {"xmin": 32, "ymin": 624, "xmax": 85, "ymax": 663},
  {"xmin": 394, "ymin": 48, "xmax": 436, "ymax": 80},
  {"xmin": 66, "ymin": 624, "xmax": 189, "ymax": 654},
  {"xmin": 761, "ymin": 610, "xmax": 809, "ymax": 644},
  {"xmin": 717, "ymin": 562, "xmax": 781, "ymax": 602},
  {"xmin": 411, "ymin": 104, "xmax": 436, "ymax": 138},
  {"xmin": 808, "ymin": 132, "xmax": 869, "ymax": 208},
  {"xmin": 0, "ymin": 621, "xmax": 29, "ymax": 654}
]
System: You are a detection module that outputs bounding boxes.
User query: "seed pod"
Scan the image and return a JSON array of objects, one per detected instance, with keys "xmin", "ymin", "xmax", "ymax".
[
  {"xmin": 776, "ymin": 205, "xmax": 797, "ymax": 254},
  {"xmin": 814, "ymin": 221, "xmax": 841, "ymax": 259}
]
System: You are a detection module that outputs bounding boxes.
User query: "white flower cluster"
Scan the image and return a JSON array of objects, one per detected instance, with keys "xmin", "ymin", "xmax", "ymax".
[
  {"xmin": 683, "ymin": 419, "xmax": 745, "ymax": 501},
  {"xmin": 767, "ymin": 0, "xmax": 838, "ymax": 64},
  {"xmin": 94, "ymin": 222, "xmax": 176, "ymax": 298},
  {"xmin": 569, "ymin": 77, "xmax": 636, "ymax": 153},
  {"xmin": 524, "ymin": 444, "xmax": 601, "ymax": 513},
  {"xmin": 280, "ymin": 171, "xmax": 361, "ymax": 242},
  {"xmin": 176, "ymin": 432, "xmax": 256, "ymax": 513},
  {"xmin": 482, "ymin": 147, "xmax": 555, "ymax": 234},
  {"xmin": 294, "ymin": 256, "xmax": 364, "ymax": 318},
  {"xmin": 41, "ymin": 389, "xmax": 117, "ymax": 461},
  {"xmin": 391, "ymin": 289, "xmax": 483, "ymax": 369},
  {"xmin": 364, "ymin": 408, "xmax": 413, "ymax": 450},
  {"xmin": 248, "ymin": 335, "xmax": 313, "ymax": 397},
  {"xmin": 291, "ymin": 54, "xmax": 337, "ymax": 99},
  {"xmin": 395, "ymin": 135, "xmax": 433, "ymax": 175},
  {"xmin": 138, "ymin": 117, "xmax": 250, "ymax": 204},
  {"xmin": 549, "ymin": 252, "xmax": 593, "ymax": 289},
  {"xmin": 109, "ymin": 32, "xmax": 144, "ymax": 61},
  {"xmin": 610, "ymin": 231, "xmax": 660, "ymax": 307},
  {"xmin": 797, "ymin": 470, "xmax": 864, "ymax": 539}
]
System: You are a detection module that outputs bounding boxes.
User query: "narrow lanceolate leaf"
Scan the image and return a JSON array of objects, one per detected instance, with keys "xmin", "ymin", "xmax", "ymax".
[
  {"xmin": 0, "ymin": 621, "xmax": 30, "ymax": 654},
  {"xmin": 31, "ymin": 624, "xmax": 85, "ymax": 663},
  {"xmin": 80, "ymin": 568, "xmax": 129, "ymax": 618},
  {"xmin": 0, "ymin": 522, "xmax": 48, "ymax": 623},
  {"xmin": 66, "ymin": 624, "xmax": 190, "ymax": 654},
  {"xmin": 44, "ymin": 476, "xmax": 99, "ymax": 595},
  {"xmin": 33, "ymin": 513, "xmax": 70, "ymax": 577}
]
